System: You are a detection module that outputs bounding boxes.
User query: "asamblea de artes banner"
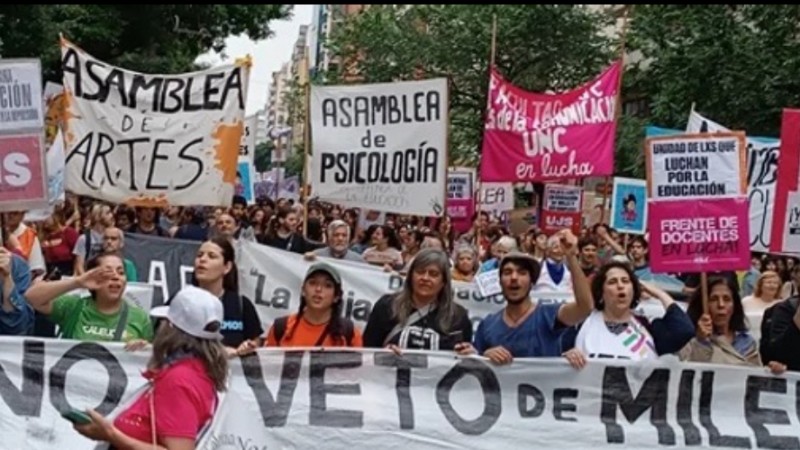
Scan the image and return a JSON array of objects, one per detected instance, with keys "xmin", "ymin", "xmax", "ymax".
[
  {"xmin": 309, "ymin": 78, "xmax": 448, "ymax": 217},
  {"xmin": 1, "ymin": 340, "xmax": 800, "ymax": 450},
  {"xmin": 771, "ymin": 109, "xmax": 800, "ymax": 254},
  {"xmin": 59, "ymin": 38, "xmax": 250, "ymax": 207},
  {"xmin": 480, "ymin": 61, "xmax": 620, "ymax": 183},
  {"xmin": 686, "ymin": 110, "xmax": 781, "ymax": 253}
]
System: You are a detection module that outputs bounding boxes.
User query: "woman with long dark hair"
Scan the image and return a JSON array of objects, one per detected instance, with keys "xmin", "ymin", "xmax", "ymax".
[
  {"xmin": 259, "ymin": 262, "xmax": 361, "ymax": 347},
  {"xmin": 363, "ymin": 248, "xmax": 472, "ymax": 351},
  {"xmin": 362, "ymin": 225, "xmax": 404, "ymax": 270},
  {"xmin": 681, "ymin": 276, "xmax": 783, "ymax": 374},
  {"xmin": 72, "ymin": 285, "xmax": 228, "ymax": 448},
  {"xmin": 191, "ymin": 236, "xmax": 263, "ymax": 357}
]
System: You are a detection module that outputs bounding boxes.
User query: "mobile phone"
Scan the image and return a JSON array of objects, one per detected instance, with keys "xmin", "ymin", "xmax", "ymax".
[{"xmin": 61, "ymin": 409, "xmax": 92, "ymax": 425}]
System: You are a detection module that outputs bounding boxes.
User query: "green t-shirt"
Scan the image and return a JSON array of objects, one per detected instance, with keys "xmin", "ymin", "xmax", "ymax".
[
  {"xmin": 124, "ymin": 259, "xmax": 138, "ymax": 282},
  {"xmin": 51, "ymin": 295, "xmax": 154, "ymax": 342}
]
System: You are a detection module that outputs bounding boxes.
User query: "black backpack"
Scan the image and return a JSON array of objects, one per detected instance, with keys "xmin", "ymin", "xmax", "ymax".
[{"xmin": 272, "ymin": 316, "xmax": 355, "ymax": 347}]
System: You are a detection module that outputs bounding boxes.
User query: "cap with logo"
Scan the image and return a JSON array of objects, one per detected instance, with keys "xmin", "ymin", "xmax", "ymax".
[{"xmin": 150, "ymin": 286, "xmax": 224, "ymax": 341}]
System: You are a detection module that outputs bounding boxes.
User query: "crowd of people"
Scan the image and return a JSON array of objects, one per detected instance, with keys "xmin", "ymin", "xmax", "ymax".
[{"xmin": 1, "ymin": 192, "xmax": 799, "ymax": 448}]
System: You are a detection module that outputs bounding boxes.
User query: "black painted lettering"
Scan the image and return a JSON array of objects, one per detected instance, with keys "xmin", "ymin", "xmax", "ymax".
[
  {"xmin": 175, "ymin": 138, "xmax": 204, "ymax": 190},
  {"xmin": 745, "ymin": 376, "xmax": 799, "ymax": 449},
  {"xmin": 49, "ymin": 342, "xmax": 127, "ymax": 416},
  {"xmin": 221, "ymin": 67, "xmax": 246, "ymax": 111},
  {"xmin": 340, "ymin": 97, "xmax": 352, "ymax": 127},
  {"xmin": 84, "ymin": 60, "xmax": 108, "ymax": 102},
  {"xmin": 141, "ymin": 117, "xmax": 152, "ymax": 133},
  {"xmin": 241, "ymin": 351, "xmax": 302, "ymax": 427},
  {"xmin": 162, "ymin": 78, "xmax": 186, "ymax": 114},
  {"xmin": 373, "ymin": 352, "xmax": 428, "ymax": 430},
  {"xmin": 600, "ymin": 367, "xmax": 675, "ymax": 445},
  {"xmin": 699, "ymin": 371, "xmax": 751, "ymax": 448},
  {"xmin": 354, "ymin": 96, "xmax": 369, "ymax": 127},
  {"xmin": 309, "ymin": 351, "xmax": 363, "ymax": 428},
  {"xmin": 553, "ymin": 388, "xmax": 578, "ymax": 422},
  {"xmin": 128, "ymin": 75, "xmax": 163, "ymax": 110},
  {"xmin": 121, "ymin": 115, "xmax": 135, "ymax": 133},
  {"xmin": 320, "ymin": 154, "xmax": 335, "ymax": 183},
  {"xmin": 0, "ymin": 340, "xmax": 44, "ymax": 416},
  {"xmin": 145, "ymin": 139, "xmax": 173, "ymax": 189},
  {"xmin": 518, "ymin": 384, "xmax": 545, "ymax": 418},
  {"xmin": 91, "ymin": 133, "xmax": 116, "ymax": 187},
  {"xmin": 118, "ymin": 137, "xmax": 150, "ymax": 191},
  {"xmin": 61, "ymin": 47, "xmax": 82, "ymax": 97},
  {"xmin": 436, "ymin": 358, "xmax": 501, "ymax": 435},
  {"xmin": 182, "ymin": 77, "xmax": 201, "ymax": 112},
  {"xmin": 202, "ymin": 73, "xmax": 224, "ymax": 109},
  {"xmin": 677, "ymin": 369, "xmax": 701, "ymax": 446},
  {"xmin": 106, "ymin": 69, "xmax": 128, "ymax": 107}
]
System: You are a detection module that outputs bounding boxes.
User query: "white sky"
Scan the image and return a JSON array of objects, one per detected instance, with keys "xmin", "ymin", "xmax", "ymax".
[{"xmin": 195, "ymin": 5, "xmax": 314, "ymax": 116}]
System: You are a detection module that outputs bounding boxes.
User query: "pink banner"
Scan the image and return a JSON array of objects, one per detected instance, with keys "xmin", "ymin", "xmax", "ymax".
[
  {"xmin": 648, "ymin": 197, "xmax": 750, "ymax": 273},
  {"xmin": 0, "ymin": 133, "xmax": 47, "ymax": 211},
  {"xmin": 447, "ymin": 169, "xmax": 475, "ymax": 233},
  {"xmin": 480, "ymin": 62, "xmax": 621, "ymax": 182}
]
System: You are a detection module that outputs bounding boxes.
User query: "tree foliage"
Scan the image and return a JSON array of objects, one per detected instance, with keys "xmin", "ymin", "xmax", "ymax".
[
  {"xmin": 627, "ymin": 5, "xmax": 800, "ymax": 137},
  {"xmin": 254, "ymin": 141, "xmax": 273, "ymax": 173},
  {"xmin": 0, "ymin": 5, "xmax": 292, "ymax": 79},
  {"xmin": 323, "ymin": 5, "xmax": 617, "ymax": 166}
]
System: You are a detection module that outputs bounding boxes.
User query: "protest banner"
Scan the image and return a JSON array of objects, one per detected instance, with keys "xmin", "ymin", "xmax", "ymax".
[
  {"xmin": 771, "ymin": 109, "xmax": 800, "ymax": 254},
  {"xmin": 123, "ymin": 233, "xmax": 200, "ymax": 306},
  {"xmin": 60, "ymin": 38, "xmax": 249, "ymax": 207},
  {"xmin": 236, "ymin": 160, "xmax": 255, "ymax": 203},
  {"xmin": 646, "ymin": 132, "xmax": 749, "ymax": 273},
  {"xmin": 1, "ymin": 339, "xmax": 798, "ymax": 450},
  {"xmin": 645, "ymin": 133, "xmax": 747, "ymax": 201},
  {"xmin": 480, "ymin": 62, "xmax": 620, "ymax": 183},
  {"xmin": 648, "ymin": 197, "xmax": 751, "ymax": 273},
  {"xmin": 540, "ymin": 184, "xmax": 583, "ymax": 235},
  {"xmin": 310, "ymin": 78, "xmax": 448, "ymax": 216},
  {"xmin": 447, "ymin": 167, "xmax": 475, "ymax": 233},
  {"xmin": 477, "ymin": 182, "xmax": 514, "ymax": 218},
  {"xmin": 686, "ymin": 110, "xmax": 781, "ymax": 252},
  {"xmin": 0, "ymin": 58, "xmax": 44, "ymax": 131},
  {"xmin": 25, "ymin": 129, "xmax": 66, "ymax": 221},
  {"xmin": 239, "ymin": 114, "xmax": 257, "ymax": 163},
  {"xmin": 0, "ymin": 132, "xmax": 48, "ymax": 211},
  {"xmin": 610, "ymin": 177, "xmax": 647, "ymax": 235}
]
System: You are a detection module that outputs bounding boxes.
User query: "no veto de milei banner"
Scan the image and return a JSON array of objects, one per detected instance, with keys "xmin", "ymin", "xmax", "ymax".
[
  {"xmin": 310, "ymin": 78, "xmax": 448, "ymax": 217},
  {"xmin": 480, "ymin": 61, "xmax": 620, "ymax": 183},
  {"xmin": 1, "ymin": 339, "xmax": 799, "ymax": 450},
  {"xmin": 646, "ymin": 133, "xmax": 750, "ymax": 273},
  {"xmin": 771, "ymin": 109, "xmax": 800, "ymax": 254},
  {"xmin": 60, "ymin": 38, "xmax": 250, "ymax": 207}
]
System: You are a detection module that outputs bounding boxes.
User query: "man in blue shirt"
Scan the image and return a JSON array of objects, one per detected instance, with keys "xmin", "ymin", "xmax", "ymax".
[
  {"xmin": 0, "ymin": 247, "xmax": 34, "ymax": 335},
  {"xmin": 457, "ymin": 229, "xmax": 593, "ymax": 364}
]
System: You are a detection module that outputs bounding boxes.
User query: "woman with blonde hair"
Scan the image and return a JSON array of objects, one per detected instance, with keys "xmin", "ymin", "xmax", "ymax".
[
  {"xmin": 363, "ymin": 248, "xmax": 473, "ymax": 351},
  {"xmin": 73, "ymin": 203, "xmax": 114, "ymax": 275},
  {"xmin": 72, "ymin": 285, "xmax": 228, "ymax": 449},
  {"xmin": 742, "ymin": 271, "xmax": 782, "ymax": 315}
]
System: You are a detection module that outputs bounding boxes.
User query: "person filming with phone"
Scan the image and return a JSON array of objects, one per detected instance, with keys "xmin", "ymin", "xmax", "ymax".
[{"xmin": 66, "ymin": 285, "xmax": 228, "ymax": 449}]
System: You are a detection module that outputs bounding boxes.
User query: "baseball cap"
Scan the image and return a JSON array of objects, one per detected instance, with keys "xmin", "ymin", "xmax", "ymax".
[
  {"xmin": 150, "ymin": 286, "xmax": 224, "ymax": 341},
  {"xmin": 499, "ymin": 251, "xmax": 541, "ymax": 278},
  {"xmin": 305, "ymin": 261, "xmax": 342, "ymax": 288}
]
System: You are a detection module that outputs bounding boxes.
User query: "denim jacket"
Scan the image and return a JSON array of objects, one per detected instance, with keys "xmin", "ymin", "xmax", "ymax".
[{"xmin": 0, "ymin": 254, "xmax": 34, "ymax": 335}]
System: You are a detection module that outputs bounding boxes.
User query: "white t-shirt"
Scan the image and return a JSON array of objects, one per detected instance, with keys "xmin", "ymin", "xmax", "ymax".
[{"xmin": 575, "ymin": 310, "xmax": 658, "ymax": 361}]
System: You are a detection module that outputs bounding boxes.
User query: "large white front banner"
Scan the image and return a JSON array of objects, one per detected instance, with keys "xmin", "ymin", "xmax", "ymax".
[
  {"xmin": 310, "ymin": 78, "xmax": 448, "ymax": 216},
  {"xmin": 60, "ymin": 39, "xmax": 249, "ymax": 207},
  {"xmin": 1, "ymin": 340, "xmax": 798, "ymax": 450}
]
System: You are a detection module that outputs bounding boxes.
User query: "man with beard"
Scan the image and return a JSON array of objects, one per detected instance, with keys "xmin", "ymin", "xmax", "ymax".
[
  {"xmin": 578, "ymin": 236, "xmax": 600, "ymax": 280},
  {"xmin": 305, "ymin": 220, "xmax": 364, "ymax": 263},
  {"xmin": 457, "ymin": 229, "xmax": 593, "ymax": 364}
]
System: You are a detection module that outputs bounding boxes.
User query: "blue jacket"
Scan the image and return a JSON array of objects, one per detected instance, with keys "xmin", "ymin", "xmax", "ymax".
[{"xmin": 0, "ymin": 254, "xmax": 34, "ymax": 335}]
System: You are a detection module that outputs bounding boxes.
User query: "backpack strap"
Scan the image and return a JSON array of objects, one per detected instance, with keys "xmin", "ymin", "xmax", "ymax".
[
  {"xmin": 83, "ymin": 230, "xmax": 92, "ymax": 269},
  {"xmin": 273, "ymin": 316, "xmax": 289, "ymax": 346},
  {"xmin": 112, "ymin": 302, "xmax": 130, "ymax": 341}
]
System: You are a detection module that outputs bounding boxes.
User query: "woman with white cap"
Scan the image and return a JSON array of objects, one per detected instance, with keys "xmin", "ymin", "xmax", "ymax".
[{"xmin": 71, "ymin": 285, "xmax": 228, "ymax": 449}]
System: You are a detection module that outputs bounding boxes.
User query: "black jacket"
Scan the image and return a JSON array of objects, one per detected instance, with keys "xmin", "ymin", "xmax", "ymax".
[{"xmin": 763, "ymin": 297, "xmax": 800, "ymax": 371}]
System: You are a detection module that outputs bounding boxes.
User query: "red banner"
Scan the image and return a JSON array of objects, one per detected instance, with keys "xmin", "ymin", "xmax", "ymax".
[
  {"xmin": 0, "ymin": 133, "xmax": 47, "ymax": 212},
  {"xmin": 480, "ymin": 62, "xmax": 621, "ymax": 183},
  {"xmin": 770, "ymin": 109, "xmax": 800, "ymax": 254}
]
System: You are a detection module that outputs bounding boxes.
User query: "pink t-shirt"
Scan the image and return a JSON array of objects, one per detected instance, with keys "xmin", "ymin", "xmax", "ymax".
[{"xmin": 114, "ymin": 358, "xmax": 216, "ymax": 444}]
